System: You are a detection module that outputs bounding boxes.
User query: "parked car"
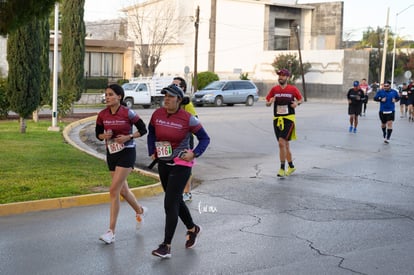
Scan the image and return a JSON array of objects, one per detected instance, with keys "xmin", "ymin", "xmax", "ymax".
[
  {"xmin": 192, "ymin": 80, "xmax": 259, "ymax": 107},
  {"xmin": 100, "ymin": 93, "xmax": 106, "ymax": 104},
  {"xmin": 100, "ymin": 77, "xmax": 173, "ymax": 108}
]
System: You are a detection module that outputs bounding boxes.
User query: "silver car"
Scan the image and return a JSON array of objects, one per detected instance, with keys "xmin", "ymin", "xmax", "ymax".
[{"xmin": 192, "ymin": 80, "xmax": 259, "ymax": 107}]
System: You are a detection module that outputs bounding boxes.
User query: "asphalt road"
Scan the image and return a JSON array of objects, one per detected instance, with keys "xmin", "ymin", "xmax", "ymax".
[{"xmin": 1, "ymin": 100, "xmax": 414, "ymax": 275}]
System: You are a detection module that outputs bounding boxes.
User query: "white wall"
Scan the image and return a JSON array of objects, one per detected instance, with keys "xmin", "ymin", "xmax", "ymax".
[
  {"xmin": 253, "ymin": 49, "xmax": 359, "ymax": 86},
  {"xmin": 154, "ymin": 0, "xmax": 266, "ymax": 77},
  {"xmin": 213, "ymin": 1, "xmax": 265, "ymax": 74},
  {"xmin": 0, "ymin": 37, "xmax": 8, "ymax": 76}
]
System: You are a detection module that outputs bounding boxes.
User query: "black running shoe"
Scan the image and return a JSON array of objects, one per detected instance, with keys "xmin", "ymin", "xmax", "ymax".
[
  {"xmin": 152, "ymin": 244, "xmax": 171, "ymax": 258},
  {"xmin": 185, "ymin": 225, "xmax": 202, "ymax": 248}
]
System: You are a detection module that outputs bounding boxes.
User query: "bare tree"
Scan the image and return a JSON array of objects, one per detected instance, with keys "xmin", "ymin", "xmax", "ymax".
[{"xmin": 127, "ymin": 1, "xmax": 183, "ymax": 77}]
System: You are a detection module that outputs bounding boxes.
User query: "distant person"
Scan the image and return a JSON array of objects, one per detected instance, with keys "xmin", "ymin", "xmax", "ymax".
[
  {"xmin": 398, "ymin": 82, "xmax": 409, "ymax": 118},
  {"xmin": 360, "ymin": 78, "xmax": 370, "ymax": 116},
  {"xmin": 172, "ymin": 76, "xmax": 197, "ymax": 202},
  {"xmin": 265, "ymin": 68, "xmax": 303, "ymax": 177},
  {"xmin": 407, "ymin": 80, "xmax": 414, "ymax": 122},
  {"xmin": 373, "ymin": 81, "xmax": 400, "ymax": 144},
  {"xmin": 96, "ymin": 84, "xmax": 148, "ymax": 244},
  {"xmin": 370, "ymin": 81, "xmax": 379, "ymax": 94},
  {"xmin": 147, "ymin": 84, "xmax": 210, "ymax": 258},
  {"xmin": 347, "ymin": 81, "xmax": 365, "ymax": 133}
]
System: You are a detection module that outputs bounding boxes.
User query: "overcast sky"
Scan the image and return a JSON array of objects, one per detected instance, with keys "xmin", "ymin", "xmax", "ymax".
[{"xmin": 84, "ymin": 0, "xmax": 414, "ymax": 40}]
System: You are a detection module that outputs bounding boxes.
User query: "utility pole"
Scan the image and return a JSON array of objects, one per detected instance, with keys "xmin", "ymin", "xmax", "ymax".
[
  {"xmin": 193, "ymin": 6, "xmax": 200, "ymax": 93},
  {"xmin": 208, "ymin": 0, "xmax": 216, "ymax": 72},
  {"xmin": 380, "ymin": 8, "xmax": 390, "ymax": 86},
  {"xmin": 293, "ymin": 22, "xmax": 307, "ymax": 102},
  {"xmin": 391, "ymin": 4, "xmax": 414, "ymax": 87}
]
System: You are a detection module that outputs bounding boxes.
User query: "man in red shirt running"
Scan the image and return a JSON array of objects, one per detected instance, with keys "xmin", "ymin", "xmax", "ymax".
[{"xmin": 265, "ymin": 69, "xmax": 303, "ymax": 177}]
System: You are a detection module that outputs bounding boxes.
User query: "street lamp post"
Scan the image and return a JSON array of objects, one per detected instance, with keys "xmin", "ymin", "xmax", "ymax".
[
  {"xmin": 391, "ymin": 4, "xmax": 414, "ymax": 86},
  {"xmin": 193, "ymin": 5, "xmax": 200, "ymax": 93},
  {"xmin": 48, "ymin": 2, "xmax": 60, "ymax": 132},
  {"xmin": 287, "ymin": 59, "xmax": 292, "ymax": 76},
  {"xmin": 380, "ymin": 8, "xmax": 390, "ymax": 87},
  {"xmin": 292, "ymin": 22, "xmax": 307, "ymax": 101}
]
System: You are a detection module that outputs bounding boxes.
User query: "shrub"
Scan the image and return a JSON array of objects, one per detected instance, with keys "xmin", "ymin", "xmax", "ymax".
[
  {"xmin": 240, "ymin": 72, "xmax": 249, "ymax": 80},
  {"xmin": 84, "ymin": 77, "xmax": 108, "ymax": 89},
  {"xmin": 196, "ymin": 71, "xmax": 219, "ymax": 90},
  {"xmin": 272, "ymin": 53, "xmax": 311, "ymax": 84},
  {"xmin": 117, "ymin": 79, "xmax": 129, "ymax": 85}
]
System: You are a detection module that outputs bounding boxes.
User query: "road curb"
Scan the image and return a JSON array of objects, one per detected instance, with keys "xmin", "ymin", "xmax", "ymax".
[
  {"xmin": 0, "ymin": 183, "xmax": 163, "ymax": 216},
  {"xmin": 0, "ymin": 116, "xmax": 163, "ymax": 217}
]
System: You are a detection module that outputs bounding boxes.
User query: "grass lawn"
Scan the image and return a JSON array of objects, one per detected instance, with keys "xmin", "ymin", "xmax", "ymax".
[{"xmin": 0, "ymin": 119, "xmax": 158, "ymax": 204}]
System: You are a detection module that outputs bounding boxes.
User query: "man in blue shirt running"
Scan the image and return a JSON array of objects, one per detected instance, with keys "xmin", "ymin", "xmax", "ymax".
[{"xmin": 373, "ymin": 81, "xmax": 400, "ymax": 144}]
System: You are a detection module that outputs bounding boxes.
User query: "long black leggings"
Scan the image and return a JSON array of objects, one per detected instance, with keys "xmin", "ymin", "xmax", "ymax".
[{"xmin": 158, "ymin": 161, "xmax": 195, "ymax": 245}]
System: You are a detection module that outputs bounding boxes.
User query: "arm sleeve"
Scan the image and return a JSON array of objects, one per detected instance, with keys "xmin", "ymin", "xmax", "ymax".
[
  {"xmin": 134, "ymin": 118, "xmax": 147, "ymax": 136},
  {"xmin": 147, "ymin": 123, "xmax": 156, "ymax": 156},
  {"xmin": 95, "ymin": 123, "xmax": 104, "ymax": 140},
  {"xmin": 192, "ymin": 127, "xmax": 210, "ymax": 158},
  {"xmin": 95, "ymin": 112, "xmax": 104, "ymax": 140}
]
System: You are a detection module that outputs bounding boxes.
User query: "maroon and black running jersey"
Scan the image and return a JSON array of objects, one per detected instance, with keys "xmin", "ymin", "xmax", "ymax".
[
  {"xmin": 149, "ymin": 108, "xmax": 202, "ymax": 154},
  {"xmin": 96, "ymin": 105, "xmax": 141, "ymax": 147}
]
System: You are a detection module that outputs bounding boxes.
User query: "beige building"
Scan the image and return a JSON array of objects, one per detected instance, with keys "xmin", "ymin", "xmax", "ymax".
[
  {"xmin": 49, "ymin": 38, "xmax": 134, "ymax": 83},
  {"xmin": 49, "ymin": 19, "xmax": 135, "ymax": 83},
  {"xmin": 1, "ymin": 20, "xmax": 135, "ymax": 83},
  {"xmin": 0, "ymin": 19, "xmax": 135, "ymax": 82}
]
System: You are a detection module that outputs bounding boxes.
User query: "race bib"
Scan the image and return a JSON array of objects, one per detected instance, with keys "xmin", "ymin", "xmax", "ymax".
[
  {"xmin": 402, "ymin": 91, "xmax": 408, "ymax": 96},
  {"xmin": 107, "ymin": 139, "xmax": 125, "ymax": 154},
  {"xmin": 276, "ymin": 105, "xmax": 289, "ymax": 115},
  {"xmin": 156, "ymin": 141, "xmax": 172, "ymax": 158}
]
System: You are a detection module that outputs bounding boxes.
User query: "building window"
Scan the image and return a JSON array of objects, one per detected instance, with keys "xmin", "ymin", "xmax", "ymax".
[
  {"xmin": 112, "ymin": 53, "xmax": 123, "ymax": 77},
  {"xmin": 273, "ymin": 19, "xmax": 292, "ymax": 50},
  {"xmin": 274, "ymin": 36, "xmax": 290, "ymax": 50},
  {"xmin": 90, "ymin": 52, "xmax": 102, "ymax": 76},
  {"xmin": 84, "ymin": 52, "xmax": 90, "ymax": 77},
  {"xmin": 103, "ymin": 53, "xmax": 113, "ymax": 77},
  {"xmin": 50, "ymin": 51, "xmax": 123, "ymax": 78}
]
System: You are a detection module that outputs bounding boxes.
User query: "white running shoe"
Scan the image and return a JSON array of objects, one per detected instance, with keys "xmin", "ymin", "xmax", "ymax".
[
  {"xmin": 99, "ymin": 229, "xmax": 115, "ymax": 244},
  {"xmin": 183, "ymin": 192, "xmax": 192, "ymax": 202},
  {"xmin": 136, "ymin": 206, "xmax": 148, "ymax": 231}
]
